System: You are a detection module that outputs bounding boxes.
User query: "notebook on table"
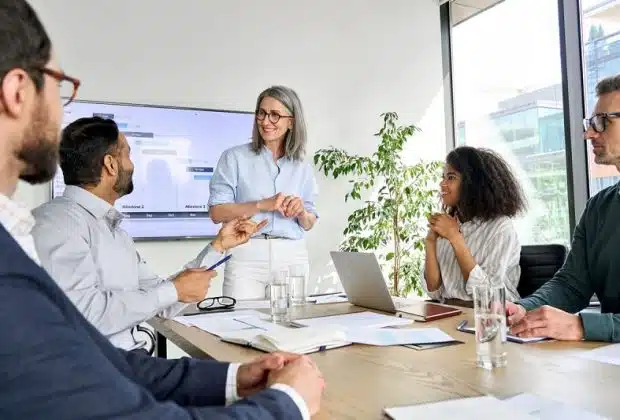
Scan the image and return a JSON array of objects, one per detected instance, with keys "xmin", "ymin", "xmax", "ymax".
[
  {"xmin": 219, "ymin": 325, "xmax": 351, "ymax": 354},
  {"xmin": 394, "ymin": 299, "xmax": 463, "ymax": 322}
]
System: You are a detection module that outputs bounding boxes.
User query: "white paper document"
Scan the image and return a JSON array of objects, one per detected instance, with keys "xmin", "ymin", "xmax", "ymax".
[
  {"xmin": 232, "ymin": 316, "xmax": 290, "ymax": 332},
  {"xmin": 577, "ymin": 342, "xmax": 620, "ymax": 366},
  {"xmin": 293, "ymin": 311, "xmax": 413, "ymax": 330},
  {"xmin": 384, "ymin": 396, "xmax": 536, "ymax": 420},
  {"xmin": 232, "ymin": 300, "xmax": 271, "ymax": 310},
  {"xmin": 311, "ymin": 294, "xmax": 348, "ymax": 304},
  {"xmin": 504, "ymin": 393, "xmax": 609, "ymax": 420},
  {"xmin": 345, "ymin": 327, "xmax": 456, "ymax": 346},
  {"xmin": 173, "ymin": 310, "xmax": 268, "ymax": 336}
]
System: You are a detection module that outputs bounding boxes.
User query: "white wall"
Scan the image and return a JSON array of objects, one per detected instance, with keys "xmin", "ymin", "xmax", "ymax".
[{"xmin": 20, "ymin": 0, "xmax": 446, "ymax": 295}]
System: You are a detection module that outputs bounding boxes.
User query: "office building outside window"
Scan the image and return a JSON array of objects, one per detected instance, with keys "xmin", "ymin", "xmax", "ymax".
[
  {"xmin": 583, "ymin": 0, "xmax": 620, "ymax": 195},
  {"xmin": 451, "ymin": 0, "xmax": 570, "ymax": 246}
]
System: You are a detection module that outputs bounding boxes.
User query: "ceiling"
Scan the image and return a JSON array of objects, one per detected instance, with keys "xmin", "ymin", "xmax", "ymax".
[{"xmin": 449, "ymin": 0, "xmax": 504, "ymax": 26}]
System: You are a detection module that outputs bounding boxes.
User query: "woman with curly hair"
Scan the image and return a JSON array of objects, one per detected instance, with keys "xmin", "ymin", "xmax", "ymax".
[{"xmin": 422, "ymin": 146, "xmax": 526, "ymax": 302}]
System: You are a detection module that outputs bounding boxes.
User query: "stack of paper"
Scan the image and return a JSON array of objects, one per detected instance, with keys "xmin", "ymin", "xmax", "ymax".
[
  {"xmin": 311, "ymin": 294, "xmax": 348, "ymax": 304},
  {"xmin": 345, "ymin": 327, "xmax": 457, "ymax": 346},
  {"xmin": 293, "ymin": 311, "xmax": 413, "ymax": 329},
  {"xmin": 384, "ymin": 394, "xmax": 608, "ymax": 420},
  {"xmin": 385, "ymin": 396, "xmax": 536, "ymax": 419},
  {"xmin": 175, "ymin": 310, "xmax": 460, "ymax": 349},
  {"xmin": 503, "ymin": 393, "xmax": 608, "ymax": 420},
  {"xmin": 173, "ymin": 310, "xmax": 268, "ymax": 337}
]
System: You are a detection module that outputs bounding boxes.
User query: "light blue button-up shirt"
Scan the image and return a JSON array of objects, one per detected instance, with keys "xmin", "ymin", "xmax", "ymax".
[
  {"xmin": 31, "ymin": 186, "xmax": 222, "ymax": 350},
  {"xmin": 208, "ymin": 143, "xmax": 319, "ymax": 240}
]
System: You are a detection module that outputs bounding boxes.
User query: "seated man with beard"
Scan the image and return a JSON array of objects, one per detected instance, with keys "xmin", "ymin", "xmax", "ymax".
[{"xmin": 32, "ymin": 117, "xmax": 265, "ymax": 350}]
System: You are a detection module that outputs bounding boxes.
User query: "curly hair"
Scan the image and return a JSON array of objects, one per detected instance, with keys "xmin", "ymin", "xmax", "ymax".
[{"xmin": 444, "ymin": 146, "xmax": 526, "ymax": 222}]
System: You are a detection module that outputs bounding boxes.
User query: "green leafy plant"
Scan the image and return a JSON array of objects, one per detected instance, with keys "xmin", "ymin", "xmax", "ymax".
[{"xmin": 314, "ymin": 112, "xmax": 443, "ymax": 296}]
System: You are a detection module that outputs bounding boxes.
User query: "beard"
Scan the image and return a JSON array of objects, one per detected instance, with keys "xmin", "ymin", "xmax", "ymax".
[
  {"xmin": 113, "ymin": 165, "xmax": 134, "ymax": 197},
  {"xmin": 18, "ymin": 101, "xmax": 60, "ymax": 184}
]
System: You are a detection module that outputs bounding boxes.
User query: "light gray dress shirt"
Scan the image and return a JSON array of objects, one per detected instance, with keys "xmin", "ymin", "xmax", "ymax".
[
  {"xmin": 421, "ymin": 216, "xmax": 521, "ymax": 302},
  {"xmin": 32, "ymin": 186, "xmax": 222, "ymax": 350}
]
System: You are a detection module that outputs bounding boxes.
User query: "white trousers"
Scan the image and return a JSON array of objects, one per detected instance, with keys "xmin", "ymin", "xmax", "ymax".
[{"xmin": 223, "ymin": 238, "xmax": 309, "ymax": 300}]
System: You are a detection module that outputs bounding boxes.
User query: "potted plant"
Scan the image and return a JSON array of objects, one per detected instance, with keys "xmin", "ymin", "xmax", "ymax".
[{"xmin": 314, "ymin": 112, "xmax": 442, "ymax": 296}]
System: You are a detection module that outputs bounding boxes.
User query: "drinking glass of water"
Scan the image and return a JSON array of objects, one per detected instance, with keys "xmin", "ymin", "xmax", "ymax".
[
  {"xmin": 288, "ymin": 264, "xmax": 308, "ymax": 306},
  {"xmin": 473, "ymin": 283, "xmax": 507, "ymax": 369},
  {"xmin": 269, "ymin": 269, "xmax": 291, "ymax": 323}
]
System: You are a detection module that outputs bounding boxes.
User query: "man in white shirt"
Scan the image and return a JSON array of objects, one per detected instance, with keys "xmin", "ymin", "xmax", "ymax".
[
  {"xmin": 0, "ymin": 1, "xmax": 324, "ymax": 419},
  {"xmin": 32, "ymin": 116, "xmax": 265, "ymax": 350}
]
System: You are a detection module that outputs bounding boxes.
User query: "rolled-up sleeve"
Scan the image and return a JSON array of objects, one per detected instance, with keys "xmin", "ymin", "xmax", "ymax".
[
  {"xmin": 464, "ymin": 223, "xmax": 521, "ymax": 301},
  {"xmin": 208, "ymin": 150, "xmax": 237, "ymax": 208},
  {"xmin": 421, "ymin": 277, "xmax": 444, "ymax": 301},
  {"xmin": 301, "ymin": 166, "xmax": 319, "ymax": 218}
]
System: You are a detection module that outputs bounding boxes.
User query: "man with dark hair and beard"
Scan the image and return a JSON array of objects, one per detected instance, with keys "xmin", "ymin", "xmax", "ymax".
[
  {"xmin": 32, "ymin": 116, "xmax": 267, "ymax": 351},
  {"xmin": 0, "ymin": 1, "xmax": 324, "ymax": 419}
]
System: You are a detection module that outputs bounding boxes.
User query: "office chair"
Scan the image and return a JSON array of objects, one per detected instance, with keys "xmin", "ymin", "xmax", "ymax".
[
  {"xmin": 518, "ymin": 244, "xmax": 567, "ymax": 298},
  {"xmin": 132, "ymin": 325, "xmax": 157, "ymax": 355}
]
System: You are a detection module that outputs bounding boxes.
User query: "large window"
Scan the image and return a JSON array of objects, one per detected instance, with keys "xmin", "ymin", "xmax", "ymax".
[
  {"xmin": 582, "ymin": 0, "xmax": 620, "ymax": 195},
  {"xmin": 451, "ymin": 0, "xmax": 571, "ymax": 246}
]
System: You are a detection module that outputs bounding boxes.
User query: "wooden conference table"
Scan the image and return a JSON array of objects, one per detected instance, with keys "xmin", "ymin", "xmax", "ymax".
[{"xmin": 149, "ymin": 303, "xmax": 620, "ymax": 419}]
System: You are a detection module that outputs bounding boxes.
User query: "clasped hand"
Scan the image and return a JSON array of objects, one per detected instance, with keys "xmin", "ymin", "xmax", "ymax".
[
  {"xmin": 427, "ymin": 213, "xmax": 461, "ymax": 242},
  {"xmin": 237, "ymin": 352, "xmax": 325, "ymax": 416},
  {"xmin": 262, "ymin": 192, "xmax": 306, "ymax": 218}
]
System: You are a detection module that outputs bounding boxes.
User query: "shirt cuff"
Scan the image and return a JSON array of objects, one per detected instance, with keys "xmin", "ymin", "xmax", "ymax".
[
  {"xmin": 155, "ymin": 281, "xmax": 178, "ymax": 308},
  {"xmin": 464, "ymin": 264, "xmax": 488, "ymax": 296},
  {"xmin": 225, "ymin": 363, "xmax": 241, "ymax": 404},
  {"xmin": 579, "ymin": 312, "xmax": 614, "ymax": 342},
  {"xmin": 270, "ymin": 383, "xmax": 311, "ymax": 420},
  {"xmin": 519, "ymin": 297, "xmax": 537, "ymax": 312},
  {"xmin": 196, "ymin": 244, "xmax": 225, "ymax": 269}
]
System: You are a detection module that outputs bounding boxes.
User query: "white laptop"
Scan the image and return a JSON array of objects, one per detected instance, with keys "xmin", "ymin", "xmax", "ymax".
[{"xmin": 330, "ymin": 251, "xmax": 461, "ymax": 321}]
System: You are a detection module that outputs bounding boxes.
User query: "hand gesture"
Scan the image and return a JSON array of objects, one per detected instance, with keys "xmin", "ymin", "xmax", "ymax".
[
  {"xmin": 214, "ymin": 217, "xmax": 268, "ymax": 251},
  {"xmin": 281, "ymin": 195, "xmax": 305, "ymax": 218},
  {"xmin": 510, "ymin": 305, "xmax": 585, "ymax": 341},
  {"xmin": 172, "ymin": 269, "xmax": 217, "ymax": 303},
  {"xmin": 237, "ymin": 352, "xmax": 300, "ymax": 397},
  {"xmin": 428, "ymin": 213, "xmax": 460, "ymax": 242}
]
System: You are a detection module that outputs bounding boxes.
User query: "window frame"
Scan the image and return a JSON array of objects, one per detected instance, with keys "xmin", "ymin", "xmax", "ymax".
[{"xmin": 439, "ymin": 0, "xmax": 589, "ymax": 241}]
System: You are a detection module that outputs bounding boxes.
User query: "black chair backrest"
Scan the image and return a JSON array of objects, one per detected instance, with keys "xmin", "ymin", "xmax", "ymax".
[{"xmin": 518, "ymin": 244, "xmax": 567, "ymax": 298}]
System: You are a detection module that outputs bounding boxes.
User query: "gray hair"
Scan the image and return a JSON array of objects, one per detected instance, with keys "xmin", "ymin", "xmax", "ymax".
[
  {"xmin": 251, "ymin": 85, "xmax": 307, "ymax": 161},
  {"xmin": 596, "ymin": 74, "xmax": 620, "ymax": 96}
]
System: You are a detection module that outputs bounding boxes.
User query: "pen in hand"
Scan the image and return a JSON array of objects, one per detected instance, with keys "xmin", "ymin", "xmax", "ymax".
[{"xmin": 205, "ymin": 255, "xmax": 232, "ymax": 271}]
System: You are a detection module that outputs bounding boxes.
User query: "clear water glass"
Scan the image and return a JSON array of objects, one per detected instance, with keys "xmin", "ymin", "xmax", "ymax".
[
  {"xmin": 288, "ymin": 264, "xmax": 308, "ymax": 306},
  {"xmin": 473, "ymin": 283, "xmax": 507, "ymax": 369},
  {"xmin": 269, "ymin": 270, "xmax": 291, "ymax": 323}
]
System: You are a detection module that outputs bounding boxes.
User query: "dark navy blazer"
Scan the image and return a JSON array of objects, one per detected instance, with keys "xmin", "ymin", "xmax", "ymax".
[{"xmin": 0, "ymin": 225, "xmax": 301, "ymax": 419}]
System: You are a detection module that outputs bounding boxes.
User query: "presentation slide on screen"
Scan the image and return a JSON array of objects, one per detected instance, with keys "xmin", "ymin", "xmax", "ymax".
[{"xmin": 52, "ymin": 101, "xmax": 254, "ymax": 239}]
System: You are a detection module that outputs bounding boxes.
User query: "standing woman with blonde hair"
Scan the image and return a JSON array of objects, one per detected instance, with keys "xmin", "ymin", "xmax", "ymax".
[{"xmin": 208, "ymin": 86, "xmax": 319, "ymax": 299}]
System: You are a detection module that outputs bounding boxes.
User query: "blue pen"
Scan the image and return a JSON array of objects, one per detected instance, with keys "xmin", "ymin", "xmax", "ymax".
[{"xmin": 205, "ymin": 255, "xmax": 232, "ymax": 271}]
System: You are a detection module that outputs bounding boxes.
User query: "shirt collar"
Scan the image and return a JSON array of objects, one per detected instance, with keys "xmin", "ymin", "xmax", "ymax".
[
  {"xmin": 261, "ymin": 144, "xmax": 288, "ymax": 162},
  {"xmin": 0, "ymin": 193, "xmax": 35, "ymax": 237},
  {"xmin": 63, "ymin": 185, "xmax": 124, "ymax": 230}
]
